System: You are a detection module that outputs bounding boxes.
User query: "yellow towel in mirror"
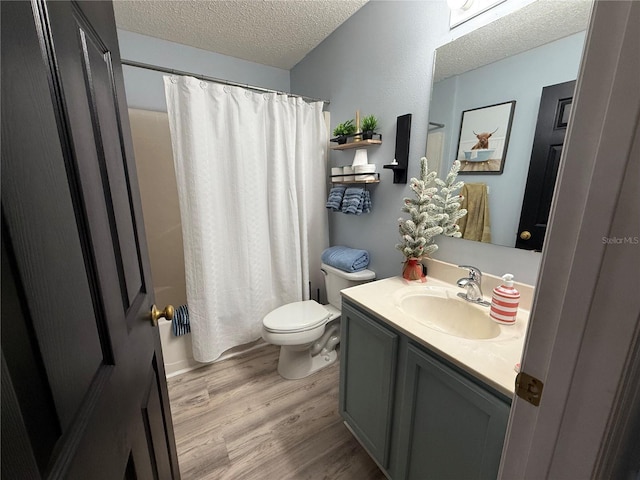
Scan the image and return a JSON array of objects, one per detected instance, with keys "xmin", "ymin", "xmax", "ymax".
[{"xmin": 458, "ymin": 183, "xmax": 491, "ymax": 243}]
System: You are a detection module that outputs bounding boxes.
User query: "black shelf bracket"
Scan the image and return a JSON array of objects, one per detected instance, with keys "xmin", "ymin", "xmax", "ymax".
[
  {"xmin": 385, "ymin": 113, "xmax": 411, "ymax": 184},
  {"xmin": 383, "ymin": 163, "xmax": 407, "ymax": 184}
]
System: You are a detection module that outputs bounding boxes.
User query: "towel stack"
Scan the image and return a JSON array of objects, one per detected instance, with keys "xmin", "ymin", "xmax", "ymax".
[
  {"xmin": 321, "ymin": 245, "xmax": 370, "ymax": 272},
  {"xmin": 325, "ymin": 186, "xmax": 372, "ymax": 215},
  {"xmin": 172, "ymin": 304, "xmax": 191, "ymax": 337},
  {"xmin": 341, "ymin": 187, "xmax": 371, "ymax": 215},
  {"xmin": 326, "ymin": 185, "xmax": 346, "ymax": 211}
]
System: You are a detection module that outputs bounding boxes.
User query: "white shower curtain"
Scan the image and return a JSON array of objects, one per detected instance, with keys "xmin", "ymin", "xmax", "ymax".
[{"xmin": 164, "ymin": 76, "xmax": 328, "ymax": 362}]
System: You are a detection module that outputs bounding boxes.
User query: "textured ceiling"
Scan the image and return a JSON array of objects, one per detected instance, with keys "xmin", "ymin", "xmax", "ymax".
[
  {"xmin": 434, "ymin": 0, "xmax": 593, "ymax": 82},
  {"xmin": 113, "ymin": 0, "xmax": 368, "ymax": 70}
]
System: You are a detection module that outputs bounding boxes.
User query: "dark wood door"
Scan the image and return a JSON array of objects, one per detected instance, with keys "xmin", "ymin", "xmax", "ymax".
[
  {"xmin": 1, "ymin": 1, "xmax": 179, "ymax": 478},
  {"xmin": 516, "ymin": 80, "xmax": 576, "ymax": 251}
]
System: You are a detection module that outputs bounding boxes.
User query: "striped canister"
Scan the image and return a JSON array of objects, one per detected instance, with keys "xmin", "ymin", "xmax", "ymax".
[{"xmin": 490, "ymin": 274, "xmax": 520, "ymax": 324}]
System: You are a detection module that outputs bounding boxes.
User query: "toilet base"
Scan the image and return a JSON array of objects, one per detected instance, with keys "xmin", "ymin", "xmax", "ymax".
[{"xmin": 277, "ymin": 344, "xmax": 338, "ymax": 380}]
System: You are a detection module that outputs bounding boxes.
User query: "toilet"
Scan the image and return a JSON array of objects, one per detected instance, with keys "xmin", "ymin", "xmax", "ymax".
[{"xmin": 262, "ymin": 263, "xmax": 375, "ymax": 379}]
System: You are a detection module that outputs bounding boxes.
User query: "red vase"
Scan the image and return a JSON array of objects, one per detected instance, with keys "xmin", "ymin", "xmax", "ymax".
[{"xmin": 402, "ymin": 258, "xmax": 426, "ymax": 282}]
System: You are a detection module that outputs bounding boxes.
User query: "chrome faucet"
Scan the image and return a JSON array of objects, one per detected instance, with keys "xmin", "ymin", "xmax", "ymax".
[{"xmin": 457, "ymin": 265, "xmax": 491, "ymax": 306}]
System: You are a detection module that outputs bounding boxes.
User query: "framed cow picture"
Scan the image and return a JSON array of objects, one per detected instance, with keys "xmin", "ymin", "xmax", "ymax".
[{"xmin": 456, "ymin": 101, "xmax": 516, "ymax": 175}]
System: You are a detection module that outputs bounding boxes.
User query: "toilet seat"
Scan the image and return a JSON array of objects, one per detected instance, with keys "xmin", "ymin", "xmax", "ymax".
[{"xmin": 263, "ymin": 300, "xmax": 330, "ymax": 333}]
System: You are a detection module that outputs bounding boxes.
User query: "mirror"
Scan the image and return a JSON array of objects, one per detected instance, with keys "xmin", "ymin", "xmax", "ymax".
[{"xmin": 426, "ymin": 0, "xmax": 592, "ymax": 248}]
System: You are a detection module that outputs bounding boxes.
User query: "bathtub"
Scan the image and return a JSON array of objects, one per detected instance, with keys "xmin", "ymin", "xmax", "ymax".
[
  {"xmin": 158, "ymin": 317, "xmax": 268, "ymax": 378},
  {"xmin": 158, "ymin": 318, "xmax": 201, "ymax": 378}
]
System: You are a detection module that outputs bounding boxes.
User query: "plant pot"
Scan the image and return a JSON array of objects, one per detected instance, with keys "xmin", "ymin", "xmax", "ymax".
[
  {"xmin": 362, "ymin": 131, "xmax": 374, "ymax": 140},
  {"xmin": 402, "ymin": 258, "xmax": 426, "ymax": 282},
  {"xmin": 337, "ymin": 136, "xmax": 347, "ymax": 145}
]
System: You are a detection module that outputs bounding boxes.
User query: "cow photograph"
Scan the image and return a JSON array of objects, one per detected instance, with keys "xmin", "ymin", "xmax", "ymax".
[{"xmin": 455, "ymin": 101, "xmax": 516, "ymax": 174}]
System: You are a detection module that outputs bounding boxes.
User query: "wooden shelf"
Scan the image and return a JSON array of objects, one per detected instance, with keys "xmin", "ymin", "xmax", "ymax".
[
  {"xmin": 331, "ymin": 179, "xmax": 380, "ymax": 184},
  {"xmin": 330, "ymin": 139, "xmax": 382, "ymax": 150},
  {"xmin": 330, "ymin": 172, "xmax": 380, "ymax": 184}
]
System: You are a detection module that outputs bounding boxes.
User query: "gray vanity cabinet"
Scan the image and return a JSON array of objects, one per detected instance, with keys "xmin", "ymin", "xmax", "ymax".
[
  {"xmin": 339, "ymin": 302, "xmax": 399, "ymax": 468},
  {"xmin": 395, "ymin": 344, "xmax": 510, "ymax": 480},
  {"xmin": 340, "ymin": 299, "xmax": 510, "ymax": 479}
]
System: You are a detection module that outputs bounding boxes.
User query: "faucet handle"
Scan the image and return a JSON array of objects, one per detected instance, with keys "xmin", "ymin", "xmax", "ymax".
[{"xmin": 458, "ymin": 265, "xmax": 482, "ymax": 281}]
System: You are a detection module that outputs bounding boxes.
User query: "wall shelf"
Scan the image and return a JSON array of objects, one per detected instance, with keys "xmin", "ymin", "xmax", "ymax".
[
  {"xmin": 382, "ymin": 163, "xmax": 407, "ymax": 184},
  {"xmin": 330, "ymin": 132, "xmax": 382, "ymax": 150},
  {"xmin": 331, "ymin": 172, "xmax": 380, "ymax": 184},
  {"xmin": 332, "ymin": 179, "xmax": 380, "ymax": 185},
  {"xmin": 386, "ymin": 113, "xmax": 412, "ymax": 184},
  {"xmin": 331, "ymin": 139, "xmax": 382, "ymax": 150}
]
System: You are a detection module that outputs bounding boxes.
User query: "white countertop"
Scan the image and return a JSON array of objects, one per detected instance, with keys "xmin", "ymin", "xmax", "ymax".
[{"xmin": 341, "ymin": 275, "xmax": 530, "ymax": 398}]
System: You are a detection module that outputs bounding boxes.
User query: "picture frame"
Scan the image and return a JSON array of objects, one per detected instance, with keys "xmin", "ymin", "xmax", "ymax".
[{"xmin": 455, "ymin": 100, "xmax": 516, "ymax": 175}]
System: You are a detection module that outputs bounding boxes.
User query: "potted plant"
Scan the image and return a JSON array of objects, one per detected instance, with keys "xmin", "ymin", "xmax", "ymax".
[
  {"xmin": 332, "ymin": 119, "xmax": 356, "ymax": 144},
  {"xmin": 361, "ymin": 114, "xmax": 379, "ymax": 140},
  {"xmin": 396, "ymin": 157, "xmax": 467, "ymax": 281}
]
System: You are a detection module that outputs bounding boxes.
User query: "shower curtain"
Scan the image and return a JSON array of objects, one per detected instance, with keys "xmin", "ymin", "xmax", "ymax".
[{"xmin": 164, "ymin": 76, "xmax": 328, "ymax": 362}]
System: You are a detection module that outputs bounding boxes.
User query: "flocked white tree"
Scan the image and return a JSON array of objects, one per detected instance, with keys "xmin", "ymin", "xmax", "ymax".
[
  {"xmin": 431, "ymin": 160, "xmax": 467, "ymax": 238},
  {"xmin": 396, "ymin": 157, "xmax": 444, "ymax": 260},
  {"xmin": 396, "ymin": 157, "xmax": 467, "ymax": 263}
]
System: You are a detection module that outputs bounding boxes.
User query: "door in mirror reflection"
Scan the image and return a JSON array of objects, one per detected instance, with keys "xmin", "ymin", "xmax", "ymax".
[{"xmin": 516, "ymin": 80, "xmax": 576, "ymax": 251}]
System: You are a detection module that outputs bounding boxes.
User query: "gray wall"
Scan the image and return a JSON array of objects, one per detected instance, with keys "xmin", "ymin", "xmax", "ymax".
[
  {"xmin": 432, "ymin": 31, "xmax": 586, "ymax": 247},
  {"xmin": 117, "ymin": 29, "xmax": 290, "ymax": 112},
  {"xmin": 291, "ymin": 0, "xmax": 547, "ymax": 285}
]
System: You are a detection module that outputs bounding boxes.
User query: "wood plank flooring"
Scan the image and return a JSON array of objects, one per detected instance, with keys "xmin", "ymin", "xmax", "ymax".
[{"xmin": 167, "ymin": 344, "xmax": 386, "ymax": 479}]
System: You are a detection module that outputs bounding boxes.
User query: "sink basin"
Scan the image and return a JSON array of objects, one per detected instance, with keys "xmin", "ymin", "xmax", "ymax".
[{"xmin": 393, "ymin": 286, "xmax": 501, "ymax": 340}]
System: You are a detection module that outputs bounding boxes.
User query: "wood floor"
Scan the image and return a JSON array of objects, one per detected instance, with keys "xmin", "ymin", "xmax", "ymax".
[{"xmin": 167, "ymin": 344, "xmax": 386, "ymax": 480}]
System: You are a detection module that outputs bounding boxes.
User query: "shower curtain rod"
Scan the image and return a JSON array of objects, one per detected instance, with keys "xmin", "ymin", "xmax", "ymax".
[{"xmin": 121, "ymin": 59, "xmax": 330, "ymax": 105}]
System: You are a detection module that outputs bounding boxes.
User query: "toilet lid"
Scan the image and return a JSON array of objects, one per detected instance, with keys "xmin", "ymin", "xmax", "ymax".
[{"xmin": 263, "ymin": 300, "xmax": 330, "ymax": 333}]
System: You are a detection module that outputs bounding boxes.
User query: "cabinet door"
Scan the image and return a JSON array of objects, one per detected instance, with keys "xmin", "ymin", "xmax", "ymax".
[
  {"xmin": 397, "ymin": 344, "xmax": 510, "ymax": 480},
  {"xmin": 340, "ymin": 302, "xmax": 399, "ymax": 468}
]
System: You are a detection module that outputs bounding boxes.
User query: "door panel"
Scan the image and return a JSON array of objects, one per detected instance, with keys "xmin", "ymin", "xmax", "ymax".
[
  {"xmin": 1, "ymin": 354, "xmax": 41, "ymax": 479},
  {"xmin": 536, "ymin": 146, "xmax": 563, "ymax": 227},
  {"xmin": 340, "ymin": 303, "xmax": 398, "ymax": 468},
  {"xmin": 1, "ymin": 237, "xmax": 60, "ymax": 472},
  {"xmin": 141, "ymin": 357, "xmax": 174, "ymax": 478},
  {"xmin": 75, "ymin": 11, "xmax": 145, "ymax": 308},
  {"xmin": 1, "ymin": 0, "xmax": 106, "ymax": 434},
  {"xmin": 47, "ymin": 1, "xmax": 145, "ymax": 314},
  {"xmin": 397, "ymin": 345, "xmax": 509, "ymax": 480},
  {"xmin": 516, "ymin": 80, "xmax": 576, "ymax": 250},
  {"xmin": 1, "ymin": 1, "xmax": 179, "ymax": 478}
]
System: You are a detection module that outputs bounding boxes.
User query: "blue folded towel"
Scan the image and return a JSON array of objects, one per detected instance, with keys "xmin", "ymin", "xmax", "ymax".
[
  {"xmin": 341, "ymin": 187, "xmax": 371, "ymax": 215},
  {"xmin": 172, "ymin": 304, "xmax": 191, "ymax": 336},
  {"xmin": 326, "ymin": 185, "xmax": 346, "ymax": 211},
  {"xmin": 341, "ymin": 187, "xmax": 362, "ymax": 214},
  {"xmin": 321, "ymin": 246, "xmax": 370, "ymax": 272},
  {"xmin": 362, "ymin": 190, "xmax": 371, "ymax": 214}
]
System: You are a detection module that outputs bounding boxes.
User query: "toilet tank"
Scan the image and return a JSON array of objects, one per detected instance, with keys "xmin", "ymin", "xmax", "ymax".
[{"xmin": 321, "ymin": 263, "xmax": 375, "ymax": 310}]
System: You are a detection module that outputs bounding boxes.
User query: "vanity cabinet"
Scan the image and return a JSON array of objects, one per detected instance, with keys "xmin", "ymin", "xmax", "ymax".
[
  {"xmin": 339, "ymin": 302, "xmax": 398, "ymax": 468},
  {"xmin": 395, "ymin": 345, "xmax": 510, "ymax": 479},
  {"xmin": 340, "ymin": 300, "xmax": 510, "ymax": 480}
]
